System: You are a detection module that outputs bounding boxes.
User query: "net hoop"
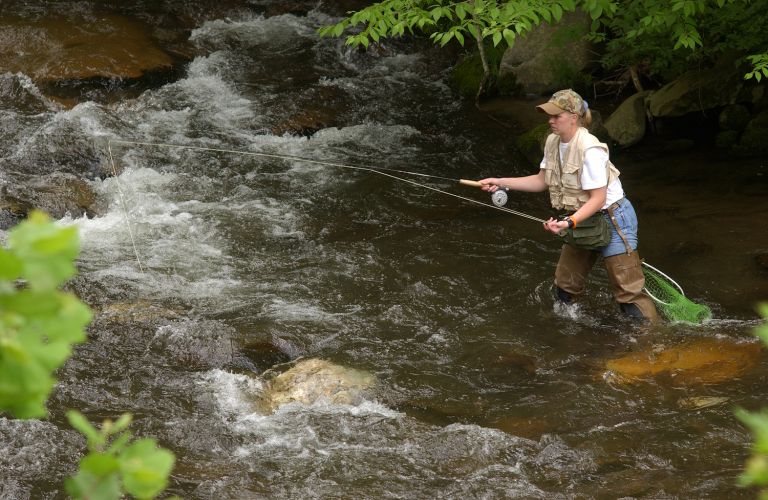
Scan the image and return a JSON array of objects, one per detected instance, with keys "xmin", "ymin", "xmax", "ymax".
[{"xmin": 641, "ymin": 261, "xmax": 685, "ymax": 306}]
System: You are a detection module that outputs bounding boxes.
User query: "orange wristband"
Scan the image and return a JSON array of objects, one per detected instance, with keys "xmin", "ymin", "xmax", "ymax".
[{"xmin": 569, "ymin": 216, "xmax": 578, "ymax": 228}]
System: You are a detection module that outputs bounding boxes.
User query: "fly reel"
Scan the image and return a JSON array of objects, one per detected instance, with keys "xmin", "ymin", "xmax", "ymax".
[{"xmin": 491, "ymin": 188, "xmax": 510, "ymax": 207}]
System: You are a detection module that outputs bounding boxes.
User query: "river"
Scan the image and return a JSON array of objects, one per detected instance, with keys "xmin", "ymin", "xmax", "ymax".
[{"xmin": 1, "ymin": 2, "xmax": 767, "ymax": 498}]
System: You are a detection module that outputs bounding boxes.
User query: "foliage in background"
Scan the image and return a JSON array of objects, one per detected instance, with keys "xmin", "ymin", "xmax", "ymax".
[
  {"xmin": 66, "ymin": 411, "xmax": 176, "ymax": 500},
  {"xmin": 591, "ymin": 0, "xmax": 768, "ymax": 82},
  {"xmin": 0, "ymin": 211, "xmax": 175, "ymax": 499},
  {"xmin": 319, "ymin": 0, "xmax": 768, "ymax": 91},
  {"xmin": 736, "ymin": 303, "xmax": 768, "ymax": 498}
]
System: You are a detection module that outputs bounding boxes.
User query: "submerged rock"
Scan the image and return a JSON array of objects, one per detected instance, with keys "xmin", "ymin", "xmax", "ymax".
[
  {"xmin": 603, "ymin": 339, "xmax": 762, "ymax": 385},
  {"xmin": 677, "ymin": 396, "xmax": 729, "ymax": 410},
  {"xmin": 259, "ymin": 358, "xmax": 375, "ymax": 413},
  {"xmin": 0, "ymin": 172, "xmax": 102, "ymax": 219},
  {"xmin": 97, "ymin": 300, "xmax": 184, "ymax": 324}
]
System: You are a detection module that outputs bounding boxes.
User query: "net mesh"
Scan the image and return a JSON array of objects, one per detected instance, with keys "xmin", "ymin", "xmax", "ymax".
[{"xmin": 642, "ymin": 265, "xmax": 712, "ymax": 324}]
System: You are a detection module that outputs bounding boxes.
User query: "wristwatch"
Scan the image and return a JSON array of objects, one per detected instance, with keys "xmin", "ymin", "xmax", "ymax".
[{"xmin": 566, "ymin": 216, "xmax": 575, "ymax": 228}]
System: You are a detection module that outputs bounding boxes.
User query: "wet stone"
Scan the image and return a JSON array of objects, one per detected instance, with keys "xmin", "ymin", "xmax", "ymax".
[
  {"xmin": 149, "ymin": 320, "xmax": 236, "ymax": 370},
  {"xmin": 97, "ymin": 300, "xmax": 185, "ymax": 324},
  {"xmin": 260, "ymin": 358, "xmax": 376, "ymax": 413},
  {"xmin": 1, "ymin": 172, "xmax": 103, "ymax": 219},
  {"xmin": 240, "ymin": 340, "xmax": 292, "ymax": 372},
  {"xmin": 0, "ymin": 15, "xmax": 173, "ymax": 82},
  {"xmin": 677, "ymin": 396, "xmax": 730, "ymax": 410},
  {"xmin": 0, "ymin": 14, "xmax": 187, "ymax": 104},
  {"xmin": 603, "ymin": 338, "xmax": 763, "ymax": 385},
  {"xmin": 0, "ymin": 208, "xmax": 23, "ymax": 230}
]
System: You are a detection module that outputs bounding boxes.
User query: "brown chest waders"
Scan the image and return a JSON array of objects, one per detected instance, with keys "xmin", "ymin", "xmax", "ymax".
[{"xmin": 555, "ymin": 202, "xmax": 659, "ymax": 322}]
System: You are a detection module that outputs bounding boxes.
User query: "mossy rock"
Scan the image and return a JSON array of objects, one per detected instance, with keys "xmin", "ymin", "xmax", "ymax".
[
  {"xmin": 718, "ymin": 104, "xmax": 751, "ymax": 131},
  {"xmin": 736, "ymin": 110, "xmax": 768, "ymax": 155},
  {"xmin": 448, "ymin": 43, "xmax": 509, "ymax": 98},
  {"xmin": 715, "ymin": 130, "xmax": 740, "ymax": 149}
]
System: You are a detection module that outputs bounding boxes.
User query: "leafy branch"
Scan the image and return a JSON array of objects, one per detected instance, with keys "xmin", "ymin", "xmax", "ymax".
[
  {"xmin": 66, "ymin": 411, "xmax": 176, "ymax": 500},
  {"xmin": 736, "ymin": 303, "xmax": 768, "ymax": 498},
  {"xmin": 0, "ymin": 211, "xmax": 175, "ymax": 499}
]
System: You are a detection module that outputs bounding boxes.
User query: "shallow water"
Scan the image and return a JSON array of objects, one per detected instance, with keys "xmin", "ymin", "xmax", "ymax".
[{"xmin": 1, "ymin": 2, "xmax": 767, "ymax": 498}]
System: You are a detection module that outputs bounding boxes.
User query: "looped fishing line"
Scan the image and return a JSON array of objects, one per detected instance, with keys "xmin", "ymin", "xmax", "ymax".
[{"xmin": 107, "ymin": 139, "xmax": 547, "ymax": 224}]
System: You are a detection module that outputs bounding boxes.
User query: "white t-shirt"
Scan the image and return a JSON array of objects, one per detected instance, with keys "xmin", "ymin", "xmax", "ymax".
[{"xmin": 539, "ymin": 142, "xmax": 624, "ymax": 209}]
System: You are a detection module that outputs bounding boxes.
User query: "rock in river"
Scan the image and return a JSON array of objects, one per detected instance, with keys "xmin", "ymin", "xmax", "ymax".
[
  {"xmin": 259, "ymin": 358, "xmax": 376, "ymax": 413},
  {"xmin": 603, "ymin": 338, "xmax": 762, "ymax": 385}
]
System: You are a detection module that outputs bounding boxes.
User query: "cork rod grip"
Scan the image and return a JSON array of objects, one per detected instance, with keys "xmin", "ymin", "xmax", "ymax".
[{"xmin": 459, "ymin": 179, "xmax": 483, "ymax": 188}]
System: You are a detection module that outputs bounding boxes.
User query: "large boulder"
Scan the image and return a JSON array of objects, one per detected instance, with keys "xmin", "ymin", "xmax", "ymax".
[
  {"xmin": 605, "ymin": 91, "xmax": 652, "ymax": 147},
  {"xmin": 259, "ymin": 358, "xmax": 375, "ymax": 413},
  {"xmin": 0, "ymin": 15, "xmax": 174, "ymax": 82},
  {"xmin": 498, "ymin": 11, "xmax": 595, "ymax": 95},
  {"xmin": 648, "ymin": 63, "xmax": 749, "ymax": 117},
  {"xmin": 0, "ymin": 13, "xmax": 183, "ymax": 105}
]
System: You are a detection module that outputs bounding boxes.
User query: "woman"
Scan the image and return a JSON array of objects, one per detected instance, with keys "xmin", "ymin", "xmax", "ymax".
[{"xmin": 479, "ymin": 89, "xmax": 658, "ymax": 322}]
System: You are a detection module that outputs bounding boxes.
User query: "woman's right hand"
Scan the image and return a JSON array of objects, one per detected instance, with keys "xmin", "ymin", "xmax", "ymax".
[{"xmin": 478, "ymin": 178, "xmax": 500, "ymax": 192}]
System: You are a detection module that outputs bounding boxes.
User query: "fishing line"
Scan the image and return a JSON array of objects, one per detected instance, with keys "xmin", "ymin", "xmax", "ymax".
[
  {"xmin": 106, "ymin": 141, "xmax": 145, "ymax": 273},
  {"xmin": 106, "ymin": 139, "xmax": 547, "ymax": 224}
]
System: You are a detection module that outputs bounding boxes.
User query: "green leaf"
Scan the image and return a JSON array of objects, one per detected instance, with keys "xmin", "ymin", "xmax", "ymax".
[
  {"xmin": 455, "ymin": 30, "xmax": 465, "ymax": 45},
  {"xmin": 467, "ymin": 23, "xmax": 479, "ymax": 40},
  {"xmin": 552, "ymin": 4, "xmax": 563, "ymax": 21},
  {"xmin": 0, "ymin": 248, "xmax": 22, "ymax": 280},
  {"xmin": 65, "ymin": 469, "xmax": 122, "ymax": 500},
  {"xmin": 502, "ymin": 28, "xmax": 515, "ymax": 47},
  {"xmin": 80, "ymin": 452, "xmax": 121, "ymax": 476},
  {"xmin": 68, "ymin": 410, "xmax": 104, "ymax": 449},
  {"xmin": 119, "ymin": 439, "xmax": 176, "ymax": 499},
  {"xmin": 492, "ymin": 31, "xmax": 502, "ymax": 46},
  {"xmin": 456, "ymin": 3, "xmax": 466, "ymax": 20}
]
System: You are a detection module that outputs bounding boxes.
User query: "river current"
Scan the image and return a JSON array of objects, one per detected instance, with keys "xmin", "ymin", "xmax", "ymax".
[{"xmin": 1, "ymin": 3, "xmax": 767, "ymax": 498}]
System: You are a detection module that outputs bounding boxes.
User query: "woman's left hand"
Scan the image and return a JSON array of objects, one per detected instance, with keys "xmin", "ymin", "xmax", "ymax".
[{"xmin": 543, "ymin": 217, "xmax": 568, "ymax": 234}]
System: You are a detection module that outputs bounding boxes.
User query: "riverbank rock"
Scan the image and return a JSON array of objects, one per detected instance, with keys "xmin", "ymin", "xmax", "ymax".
[
  {"xmin": 260, "ymin": 358, "xmax": 375, "ymax": 413},
  {"xmin": 603, "ymin": 338, "xmax": 762, "ymax": 385},
  {"xmin": 498, "ymin": 11, "xmax": 595, "ymax": 95},
  {"xmin": 737, "ymin": 110, "xmax": 768, "ymax": 154},
  {"xmin": 648, "ymin": 63, "xmax": 748, "ymax": 118},
  {"xmin": 605, "ymin": 91, "xmax": 652, "ymax": 147}
]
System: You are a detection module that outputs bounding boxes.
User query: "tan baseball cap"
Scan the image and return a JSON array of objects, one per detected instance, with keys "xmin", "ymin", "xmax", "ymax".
[{"xmin": 536, "ymin": 89, "xmax": 585, "ymax": 116}]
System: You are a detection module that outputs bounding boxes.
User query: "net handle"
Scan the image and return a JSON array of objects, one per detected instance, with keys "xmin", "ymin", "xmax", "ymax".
[{"xmin": 641, "ymin": 261, "xmax": 685, "ymax": 305}]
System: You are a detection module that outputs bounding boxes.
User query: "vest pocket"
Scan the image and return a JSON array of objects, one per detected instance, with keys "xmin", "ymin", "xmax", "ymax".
[{"xmin": 561, "ymin": 162, "xmax": 581, "ymax": 189}]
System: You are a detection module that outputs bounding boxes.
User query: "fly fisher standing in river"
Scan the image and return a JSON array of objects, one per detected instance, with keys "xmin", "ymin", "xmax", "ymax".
[{"xmin": 479, "ymin": 89, "xmax": 658, "ymax": 322}]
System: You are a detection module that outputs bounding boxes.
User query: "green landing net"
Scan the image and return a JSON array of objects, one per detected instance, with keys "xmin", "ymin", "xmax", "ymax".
[{"xmin": 642, "ymin": 262, "xmax": 712, "ymax": 324}]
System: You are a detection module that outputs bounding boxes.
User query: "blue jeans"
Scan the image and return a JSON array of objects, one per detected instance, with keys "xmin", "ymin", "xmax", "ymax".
[{"xmin": 600, "ymin": 198, "xmax": 638, "ymax": 258}]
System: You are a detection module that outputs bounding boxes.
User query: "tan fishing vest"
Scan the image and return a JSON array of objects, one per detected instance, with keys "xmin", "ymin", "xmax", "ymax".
[{"xmin": 542, "ymin": 127, "xmax": 620, "ymax": 211}]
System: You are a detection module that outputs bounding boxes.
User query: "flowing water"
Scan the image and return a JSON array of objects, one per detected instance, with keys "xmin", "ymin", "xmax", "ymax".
[{"xmin": 1, "ymin": 2, "xmax": 767, "ymax": 498}]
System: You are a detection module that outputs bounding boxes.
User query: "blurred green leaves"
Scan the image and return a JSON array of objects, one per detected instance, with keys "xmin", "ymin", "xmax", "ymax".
[
  {"xmin": 0, "ymin": 211, "xmax": 175, "ymax": 499},
  {"xmin": 0, "ymin": 211, "xmax": 91, "ymax": 418},
  {"xmin": 736, "ymin": 303, "xmax": 768, "ymax": 498},
  {"xmin": 66, "ymin": 411, "xmax": 176, "ymax": 500}
]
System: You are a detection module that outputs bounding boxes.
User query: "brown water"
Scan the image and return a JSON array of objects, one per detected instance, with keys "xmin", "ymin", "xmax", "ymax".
[{"xmin": 0, "ymin": 1, "xmax": 767, "ymax": 498}]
